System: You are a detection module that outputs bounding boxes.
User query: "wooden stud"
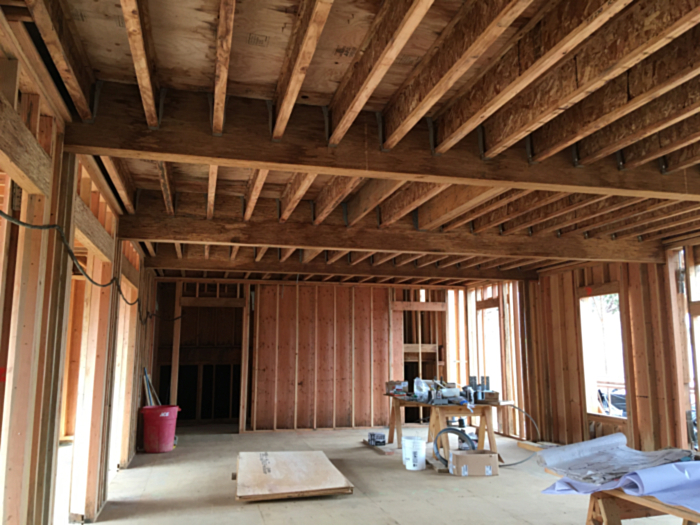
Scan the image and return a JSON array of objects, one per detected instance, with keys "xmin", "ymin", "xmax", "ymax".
[
  {"xmin": 157, "ymin": 162, "xmax": 174, "ymax": 215},
  {"xmin": 169, "ymin": 281, "xmax": 183, "ymax": 405},
  {"xmin": 280, "ymin": 172, "xmax": 316, "ymax": 222},
  {"xmin": 212, "ymin": 0, "xmax": 235, "ymax": 135}
]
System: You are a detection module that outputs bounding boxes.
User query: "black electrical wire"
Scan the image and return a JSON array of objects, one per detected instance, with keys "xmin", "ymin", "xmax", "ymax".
[
  {"xmin": 0, "ymin": 208, "xmax": 177, "ymax": 325},
  {"xmin": 499, "ymin": 404, "xmax": 542, "ymax": 468}
]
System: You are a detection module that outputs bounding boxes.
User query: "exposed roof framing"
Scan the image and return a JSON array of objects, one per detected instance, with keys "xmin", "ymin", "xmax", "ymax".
[
  {"xmin": 212, "ymin": 0, "xmax": 236, "ymax": 135},
  {"xmin": 120, "ymin": 0, "xmax": 159, "ymax": 128}
]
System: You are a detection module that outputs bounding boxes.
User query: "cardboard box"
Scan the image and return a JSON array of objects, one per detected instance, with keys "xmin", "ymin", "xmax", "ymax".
[
  {"xmin": 448, "ymin": 450, "xmax": 499, "ymax": 477},
  {"xmin": 483, "ymin": 391, "xmax": 500, "ymax": 403},
  {"xmin": 385, "ymin": 381, "xmax": 408, "ymax": 394}
]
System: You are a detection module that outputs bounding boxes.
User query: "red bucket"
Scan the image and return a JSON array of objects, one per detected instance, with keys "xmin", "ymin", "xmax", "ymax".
[{"xmin": 141, "ymin": 405, "xmax": 180, "ymax": 453}]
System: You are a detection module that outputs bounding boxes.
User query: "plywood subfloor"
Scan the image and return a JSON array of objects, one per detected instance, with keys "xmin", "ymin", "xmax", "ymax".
[
  {"xmin": 236, "ymin": 451, "xmax": 353, "ymax": 501},
  {"xmin": 93, "ymin": 426, "xmax": 679, "ymax": 525}
]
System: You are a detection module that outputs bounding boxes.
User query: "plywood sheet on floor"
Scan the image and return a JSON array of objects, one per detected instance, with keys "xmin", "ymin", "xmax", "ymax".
[{"xmin": 236, "ymin": 451, "xmax": 353, "ymax": 502}]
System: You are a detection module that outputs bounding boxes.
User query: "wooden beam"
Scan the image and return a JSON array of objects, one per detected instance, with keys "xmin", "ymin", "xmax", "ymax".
[
  {"xmin": 576, "ymin": 199, "xmax": 679, "ymax": 237},
  {"xmin": 314, "ymin": 176, "xmax": 363, "ymax": 225},
  {"xmin": 170, "ymin": 281, "xmax": 182, "ymax": 404},
  {"xmin": 174, "ymin": 242, "xmax": 183, "ymax": 259},
  {"xmin": 280, "ymin": 247, "xmax": 296, "ymax": 262},
  {"xmin": 244, "ymin": 168, "xmax": 268, "ymax": 221},
  {"xmin": 328, "ymin": 0, "xmax": 433, "ymax": 145},
  {"xmin": 532, "ymin": 25, "xmax": 700, "ymax": 163},
  {"xmin": 382, "ymin": 0, "xmax": 535, "ymax": 149},
  {"xmin": 280, "ymin": 172, "xmax": 316, "ymax": 222},
  {"xmin": 180, "ymin": 296, "xmax": 245, "ymax": 308},
  {"xmin": 230, "ymin": 245, "xmax": 239, "ymax": 261},
  {"xmin": 612, "ymin": 206, "xmax": 700, "ymax": 239},
  {"xmin": 393, "ymin": 301, "xmax": 446, "ymax": 311},
  {"xmin": 577, "ymin": 76, "xmax": 700, "ymax": 166},
  {"xmin": 418, "ymin": 186, "xmax": 505, "ymax": 231},
  {"xmin": 157, "ymin": 161, "xmax": 174, "ymax": 215},
  {"xmin": 77, "ymin": 155, "xmax": 122, "ymax": 215},
  {"xmin": 472, "ymin": 191, "xmax": 566, "ymax": 234},
  {"xmin": 143, "ymin": 241, "xmax": 156, "ymax": 257},
  {"xmin": 99, "ymin": 157, "xmax": 135, "ymax": 214},
  {"xmin": 255, "ymin": 246, "xmax": 269, "ymax": 262},
  {"xmin": 416, "ymin": 254, "xmax": 448, "ymax": 267},
  {"xmin": 145, "ymin": 253, "xmax": 537, "ymax": 281},
  {"xmin": 119, "ymin": 212, "xmax": 665, "ymax": 263},
  {"xmin": 0, "ymin": 90, "xmax": 51, "ymax": 195},
  {"xmin": 302, "ymin": 248, "xmax": 323, "ymax": 264},
  {"xmin": 74, "ymin": 196, "xmax": 113, "ymax": 263},
  {"xmin": 442, "ymin": 189, "xmax": 531, "ymax": 232},
  {"xmin": 350, "ymin": 251, "xmax": 374, "ymax": 265},
  {"xmin": 480, "ymin": 0, "xmax": 700, "ymax": 159},
  {"xmin": 272, "ymin": 0, "xmax": 333, "ymax": 140},
  {"xmin": 623, "ymin": 113, "xmax": 700, "ymax": 169},
  {"xmin": 379, "ymin": 182, "xmax": 449, "ymax": 228},
  {"xmin": 591, "ymin": 202, "xmax": 700, "ymax": 238},
  {"xmin": 212, "ymin": 0, "xmax": 235, "ymax": 135},
  {"xmin": 395, "ymin": 253, "xmax": 422, "ymax": 266},
  {"xmin": 326, "ymin": 250, "xmax": 349, "ymax": 264},
  {"xmin": 63, "ymin": 83, "xmax": 700, "ymax": 202},
  {"xmin": 436, "ymin": 0, "xmax": 632, "ymax": 155},
  {"xmin": 438, "ymin": 255, "xmax": 473, "ymax": 268},
  {"xmin": 372, "ymin": 252, "xmax": 397, "ymax": 266},
  {"xmin": 346, "ymin": 178, "xmax": 404, "ymax": 227},
  {"xmin": 25, "ymin": 0, "xmax": 94, "ymax": 120},
  {"xmin": 207, "ymin": 165, "xmax": 218, "ymax": 219},
  {"xmin": 119, "ymin": 0, "xmax": 159, "ymax": 128},
  {"xmin": 501, "ymin": 194, "xmax": 608, "ymax": 235}
]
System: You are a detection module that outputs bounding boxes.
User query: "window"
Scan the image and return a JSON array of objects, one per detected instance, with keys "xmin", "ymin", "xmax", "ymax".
[{"xmin": 579, "ymin": 293, "xmax": 627, "ymax": 418}]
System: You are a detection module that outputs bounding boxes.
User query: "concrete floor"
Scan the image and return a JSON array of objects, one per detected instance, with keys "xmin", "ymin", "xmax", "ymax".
[{"xmin": 94, "ymin": 425, "xmax": 678, "ymax": 525}]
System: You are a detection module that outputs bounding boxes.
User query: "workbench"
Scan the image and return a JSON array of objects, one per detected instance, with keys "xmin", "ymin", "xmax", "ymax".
[
  {"xmin": 585, "ymin": 489, "xmax": 699, "ymax": 525},
  {"xmin": 387, "ymin": 396, "xmax": 513, "ymax": 458}
]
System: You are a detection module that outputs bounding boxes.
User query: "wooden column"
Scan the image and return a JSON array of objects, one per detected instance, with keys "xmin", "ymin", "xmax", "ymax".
[
  {"xmin": 0, "ymin": 190, "xmax": 52, "ymax": 525},
  {"xmin": 170, "ymin": 281, "xmax": 183, "ymax": 405},
  {"xmin": 239, "ymin": 284, "xmax": 250, "ymax": 433},
  {"xmin": 119, "ymin": 285, "xmax": 139, "ymax": 467},
  {"xmin": 30, "ymin": 150, "xmax": 78, "ymax": 525},
  {"xmin": 69, "ymin": 256, "xmax": 113, "ymax": 521}
]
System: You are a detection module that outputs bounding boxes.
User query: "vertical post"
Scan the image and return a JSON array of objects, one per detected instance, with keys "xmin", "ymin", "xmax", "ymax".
[
  {"xmin": 119, "ymin": 286, "xmax": 139, "ymax": 467},
  {"xmin": 239, "ymin": 284, "xmax": 250, "ymax": 433},
  {"xmin": 170, "ymin": 281, "xmax": 183, "ymax": 405},
  {"xmin": 683, "ymin": 250, "xmax": 700, "ymax": 447}
]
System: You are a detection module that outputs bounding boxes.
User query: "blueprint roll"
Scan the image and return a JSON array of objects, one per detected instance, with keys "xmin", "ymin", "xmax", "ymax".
[{"xmin": 537, "ymin": 433, "xmax": 627, "ymax": 467}]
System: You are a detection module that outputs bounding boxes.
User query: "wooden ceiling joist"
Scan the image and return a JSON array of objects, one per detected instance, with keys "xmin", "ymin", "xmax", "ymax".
[
  {"xmin": 313, "ymin": 176, "xmax": 363, "ymax": 225},
  {"xmin": 230, "ymin": 245, "xmax": 240, "ymax": 261},
  {"xmin": 346, "ymin": 178, "xmax": 404, "ymax": 227},
  {"xmin": 394, "ymin": 253, "xmax": 422, "ymax": 267},
  {"xmin": 609, "ymin": 205, "xmax": 700, "ymax": 240},
  {"xmin": 77, "ymin": 155, "xmax": 122, "ymax": 215},
  {"xmin": 174, "ymin": 242, "xmax": 183, "ymax": 259},
  {"xmin": 576, "ymin": 76, "xmax": 700, "ymax": 166},
  {"xmin": 212, "ymin": 0, "xmax": 236, "ymax": 135},
  {"xmin": 379, "ymin": 182, "xmax": 449, "ymax": 228},
  {"xmin": 590, "ymin": 202, "xmax": 699, "ymax": 238},
  {"xmin": 207, "ymin": 165, "xmax": 218, "ymax": 219},
  {"xmin": 279, "ymin": 247, "xmax": 297, "ymax": 262},
  {"xmin": 120, "ymin": 0, "xmax": 159, "ymax": 128},
  {"xmin": 146, "ymin": 253, "xmax": 536, "ymax": 282},
  {"xmin": 119, "ymin": 212, "xmax": 664, "ymax": 263},
  {"xmin": 436, "ymin": 0, "xmax": 632, "ymax": 155},
  {"xmin": 280, "ymin": 172, "xmax": 316, "ymax": 222},
  {"xmin": 100, "ymin": 156, "xmax": 136, "ymax": 214},
  {"xmin": 372, "ymin": 252, "xmax": 397, "ymax": 267},
  {"xmin": 157, "ymin": 161, "xmax": 175, "ymax": 215},
  {"xmin": 644, "ymin": 218, "xmax": 700, "ymax": 241},
  {"xmin": 350, "ymin": 251, "xmax": 375, "ymax": 265},
  {"xmin": 25, "ymin": 0, "xmax": 94, "ymax": 120},
  {"xmin": 416, "ymin": 254, "xmax": 449, "ymax": 268},
  {"xmin": 472, "ymin": 191, "xmax": 566, "ymax": 234},
  {"xmin": 272, "ymin": 0, "xmax": 333, "ymax": 140},
  {"xmin": 255, "ymin": 246, "xmax": 269, "ymax": 262},
  {"xmin": 480, "ymin": 0, "xmax": 700, "ymax": 159},
  {"xmin": 63, "ymin": 83, "xmax": 700, "ymax": 202},
  {"xmin": 572, "ymin": 199, "xmax": 678, "ymax": 237},
  {"xmin": 438, "ymin": 255, "xmax": 474, "ymax": 269},
  {"xmin": 442, "ymin": 189, "xmax": 532, "ymax": 232},
  {"xmin": 417, "ymin": 186, "xmax": 505, "ymax": 231},
  {"xmin": 531, "ymin": 196, "xmax": 644, "ymax": 236},
  {"xmin": 326, "ymin": 250, "xmax": 349, "ymax": 264},
  {"xmin": 381, "ymin": 0, "xmax": 536, "ymax": 150},
  {"xmin": 623, "ymin": 113, "xmax": 700, "ymax": 169},
  {"xmin": 531, "ymin": 24, "xmax": 700, "ymax": 163},
  {"xmin": 327, "ymin": 0, "xmax": 434, "ymax": 146},
  {"xmin": 501, "ymin": 194, "xmax": 608, "ymax": 235},
  {"xmin": 144, "ymin": 241, "xmax": 156, "ymax": 257},
  {"xmin": 302, "ymin": 248, "xmax": 324, "ymax": 264},
  {"xmin": 244, "ymin": 168, "xmax": 268, "ymax": 221}
]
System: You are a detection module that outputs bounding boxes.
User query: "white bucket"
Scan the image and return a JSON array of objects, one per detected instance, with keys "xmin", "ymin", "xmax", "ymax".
[
  {"xmin": 404, "ymin": 437, "xmax": 426, "ymax": 471},
  {"xmin": 401, "ymin": 436, "xmax": 420, "ymax": 465}
]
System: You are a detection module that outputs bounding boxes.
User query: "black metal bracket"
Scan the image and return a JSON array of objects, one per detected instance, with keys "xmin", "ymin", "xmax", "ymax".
[
  {"xmin": 477, "ymin": 125, "xmax": 486, "ymax": 161},
  {"xmin": 83, "ymin": 80, "xmax": 103, "ymax": 125},
  {"xmin": 267, "ymin": 100, "xmax": 281, "ymax": 143},
  {"xmin": 658, "ymin": 155, "xmax": 668, "ymax": 174},
  {"xmin": 342, "ymin": 202, "xmax": 348, "ymax": 227},
  {"xmin": 615, "ymin": 150, "xmax": 625, "ymax": 171},
  {"xmin": 276, "ymin": 198, "xmax": 281, "ymax": 220},
  {"xmin": 525, "ymin": 135, "xmax": 535, "ymax": 165},
  {"xmin": 571, "ymin": 142, "xmax": 581, "ymax": 167},
  {"xmin": 375, "ymin": 112, "xmax": 391, "ymax": 152},
  {"xmin": 322, "ymin": 106, "xmax": 335, "ymax": 147},
  {"xmin": 310, "ymin": 200, "xmax": 316, "ymax": 223},
  {"xmin": 427, "ymin": 117, "xmax": 441, "ymax": 157},
  {"xmin": 156, "ymin": 87, "xmax": 167, "ymax": 130}
]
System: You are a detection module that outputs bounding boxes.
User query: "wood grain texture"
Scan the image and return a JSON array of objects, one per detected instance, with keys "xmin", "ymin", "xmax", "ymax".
[
  {"xmin": 63, "ymin": 83, "xmax": 700, "ymax": 201},
  {"xmin": 280, "ymin": 172, "xmax": 316, "ymax": 222},
  {"xmin": 207, "ymin": 165, "xmax": 218, "ymax": 219},
  {"xmin": 212, "ymin": 0, "xmax": 235, "ymax": 135},
  {"xmin": 316, "ymin": 286, "xmax": 334, "ymax": 428},
  {"xmin": 328, "ymin": 0, "xmax": 433, "ymax": 145},
  {"xmin": 120, "ymin": 0, "xmax": 159, "ymax": 128},
  {"xmin": 74, "ymin": 196, "xmax": 113, "ymax": 263},
  {"xmin": 437, "ymin": 0, "xmax": 632, "ymax": 155},
  {"xmin": 273, "ymin": 0, "xmax": 334, "ymax": 139},
  {"xmin": 382, "ymin": 0, "xmax": 535, "ymax": 149},
  {"xmin": 379, "ymin": 182, "xmax": 449, "ymax": 228},
  {"xmin": 578, "ymin": 76, "xmax": 700, "ymax": 166},
  {"xmin": 418, "ymin": 186, "xmax": 505, "ymax": 230},
  {"xmin": 25, "ymin": 0, "xmax": 94, "ymax": 120},
  {"xmin": 296, "ymin": 286, "xmax": 316, "ymax": 428},
  {"xmin": 275, "ymin": 285, "xmax": 296, "ymax": 429},
  {"xmin": 482, "ymin": 0, "xmax": 700, "ymax": 159},
  {"xmin": 335, "ymin": 286, "xmax": 352, "ymax": 427},
  {"xmin": 347, "ymin": 179, "xmax": 404, "ymax": 227},
  {"xmin": 314, "ymin": 176, "xmax": 363, "ymax": 225},
  {"xmin": 157, "ymin": 161, "xmax": 175, "ymax": 215},
  {"xmin": 100, "ymin": 157, "xmax": 136, "ymax": 214},
  {"xmin": 254, "ymin": 285, "xmax": 277, "ymax": 430},
  {"xmin": 244, "ymin": 168, "xmax": 268, "ymax": 221},
  {"xmin": 353, "ymin": 287, "xmax": 371, "ymax": 426},
  {"xmin": 472, "ymin": 191, "xmax": 566, "ymax": 233},
  {"xmin": 664, "ymin": 135, "xmax": 700, "ymax": 173},
  {"xmin": 123, "ymin": 211, "xmax": 664, "ymax": 263}
]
